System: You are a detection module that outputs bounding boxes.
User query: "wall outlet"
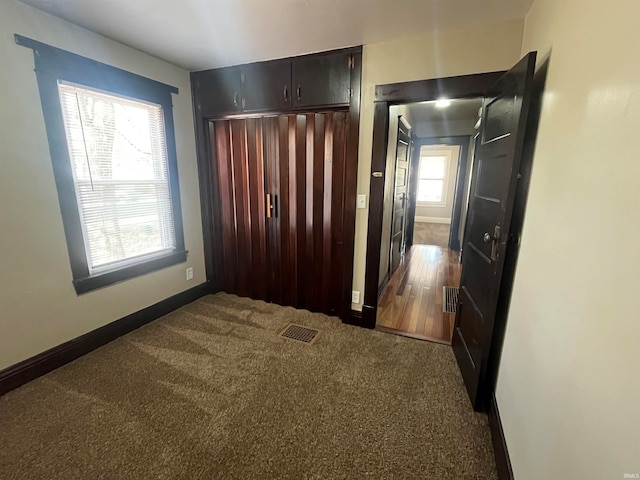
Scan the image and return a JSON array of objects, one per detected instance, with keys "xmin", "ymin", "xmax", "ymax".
[
  {"xmin": 351, "ymin": 290, "xmax": 361, "ymax": 304},
  {"xmin": 186, "ymin": 267, "xmax": 194, "ymax": 281}
]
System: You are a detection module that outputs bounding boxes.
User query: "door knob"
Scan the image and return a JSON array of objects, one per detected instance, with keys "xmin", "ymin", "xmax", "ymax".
[{"xmin": 483, "ymin": 225, "xmax": 502, "ymax": 261}]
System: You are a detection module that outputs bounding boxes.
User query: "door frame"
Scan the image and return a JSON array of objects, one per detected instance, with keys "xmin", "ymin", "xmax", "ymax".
[
  {"xmin": 407, "ymin": 135, "xmax": 472, "ymax": 252},
  {"xmin": 363, "ymin": 71, "xmax": 505, "ymax": 327}
]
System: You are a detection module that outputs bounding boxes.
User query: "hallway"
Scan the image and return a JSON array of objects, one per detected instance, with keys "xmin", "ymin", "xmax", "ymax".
[{"xmin": 377, "ymin": 245, "xmax": 461, "ymax": 344}]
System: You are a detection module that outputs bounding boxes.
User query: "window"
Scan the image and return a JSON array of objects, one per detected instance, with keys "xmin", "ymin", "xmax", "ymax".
[
  {"xmin": 417, "ymin": 155, "xmax": 448, "ymax": 204},
  {"xmin": 59, "ymin": 84, "xmax": 176, "ymax": 273},
  {"xmin": 18, "ymin": 35, "xmax": 186, "ymax": 294}
]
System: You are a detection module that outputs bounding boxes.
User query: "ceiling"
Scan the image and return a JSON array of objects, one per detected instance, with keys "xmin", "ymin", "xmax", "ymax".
[
  {"xmin": 19, "ymin": 0, "xmax": 533, "ymax": 71},
  {"xmin": 406, "ymin": 98, "xmax": 483, "ymax": 125}
]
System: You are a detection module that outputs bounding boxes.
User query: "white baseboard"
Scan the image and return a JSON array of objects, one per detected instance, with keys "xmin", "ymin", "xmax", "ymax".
[{"xmin": 415, "ymin": 216, "xmax": 451, "ymax": 224}]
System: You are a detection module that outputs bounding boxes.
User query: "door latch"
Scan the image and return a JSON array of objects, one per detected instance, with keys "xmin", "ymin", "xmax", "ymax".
[
  {"xmin": 491, "ymin": 225, "xmax": 501, "ymax": 261},
  {"xmin": 483, "ymin": 225, "xmax": 501, "ymax": 261}
]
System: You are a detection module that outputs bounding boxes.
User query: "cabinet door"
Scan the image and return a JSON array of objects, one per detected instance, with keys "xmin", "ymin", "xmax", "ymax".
[
  {"xmin": 241, "ymin": 60, "xmax": 291, "ymax": 112},
  {"xmin": 192, "ymin": 67, "xmax": 241, "ymax": 116},
  {"xmin": 212, "ymin": 118, "xmax": 269, "ymax": 301},
  {"xmin": 292, "ymin": 52, "xmax": 352, "ymax": 108},
  {"xmin": 210, "ymin": 112, "xmax": 349, "ymax": 316},
  {"xmin": 269, "ymin": 112, "xmax": 349, "ymax": 314}
]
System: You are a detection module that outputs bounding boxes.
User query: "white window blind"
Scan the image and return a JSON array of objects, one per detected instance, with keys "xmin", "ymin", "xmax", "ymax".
[{"xmin": 58, "ymin": 83, "xmax": 176, "ymax": 273}]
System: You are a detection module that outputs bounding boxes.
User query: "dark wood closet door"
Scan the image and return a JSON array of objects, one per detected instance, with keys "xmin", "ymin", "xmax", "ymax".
[
  {"xmin": 213, "ymin": 118, "xmax": 269, "ymax": 301},
  {"xmin": 212, "ymin": 111, "xmax": 348, "ymax": 317}
]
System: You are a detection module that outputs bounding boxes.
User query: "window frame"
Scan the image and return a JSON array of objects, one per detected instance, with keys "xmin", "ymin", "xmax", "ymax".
[
  {"xmin": 17, "ymin": 35, "xmax": 187, "ymax": 294},
  {"xmin": 416, "ymin": 149, "xmax": 451, "ymax": 207}
]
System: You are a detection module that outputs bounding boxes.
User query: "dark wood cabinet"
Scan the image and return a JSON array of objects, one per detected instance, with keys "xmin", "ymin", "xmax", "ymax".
[
  {"xmin": 192, "ymin": 67, "xmax": 241, "ymax": 116},
  {"xmin": 292, "ymin": 51, "xmax": 352, "ymax": 108},
  {"xmin": 241, "ymin": 60, "xmax": 291, "ymax": 112},
  {"xmin": 191, "ymin": 46, "xmax": 362, "ymax": 323},
  {"xmin": 192, "ymin": 47, "xmax": 359, "ymax": 117}
]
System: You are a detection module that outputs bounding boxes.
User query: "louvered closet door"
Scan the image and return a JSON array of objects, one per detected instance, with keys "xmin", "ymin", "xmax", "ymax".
[
  {"xmin": 214, "ymin": 118, "xmax": 269, "ymax": 301},
  {"xmin": 212, "ymin": 111, "xmax": 348, "ymax": 316}
]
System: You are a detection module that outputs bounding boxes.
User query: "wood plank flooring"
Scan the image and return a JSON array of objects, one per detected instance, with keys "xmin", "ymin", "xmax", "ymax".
[{"xmin": 376, "ymin": 245, "xmax": 461, "ymax": 344}]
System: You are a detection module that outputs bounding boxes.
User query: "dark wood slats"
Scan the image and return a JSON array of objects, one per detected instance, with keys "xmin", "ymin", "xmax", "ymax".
[
  {"xmin": 295, "ymin": 115, "xmax": 308, "ymax": 308},
  {"xmin": 230, "ymin": 120, "xmax": 252, "ymax": 297},
  {"xmin": 321, "ymin": 113, "xmax": 334, "ymax": 310},
  {"xmin": 245, "ymin": 118, "xmax": 268, "ymax": 301},
  {"xmin": 264, "ymin": 116, "xmax": 282, "ymax": 304},
  {"xmin": 214, "ymin": 122, "xmax": 238, "ymax": 292},
  {"xmin": 330, "ymin": 113, "xmax": 347, "ymax": 315},
  {"xmin": 211, "ymin": 111, "xmax": 348, "ymax": 316}
]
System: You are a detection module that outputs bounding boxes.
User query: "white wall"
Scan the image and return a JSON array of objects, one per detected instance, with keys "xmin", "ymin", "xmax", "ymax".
[
  {"xmin": 496, "ymin": 1, "xmax": 640, "ymax": 478},
  {"xmin": 351, "ymin": 18, "xmax": 524, "ymax": 309},
  {"xmin": 0, "ymin": 0, "xmax": 205, "ymax": 370}
]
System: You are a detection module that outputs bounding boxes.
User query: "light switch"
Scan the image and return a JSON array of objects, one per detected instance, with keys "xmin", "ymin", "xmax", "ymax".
[{"xmin": 356, "ymin": 194, "xmax": 367, "ymax": 209}]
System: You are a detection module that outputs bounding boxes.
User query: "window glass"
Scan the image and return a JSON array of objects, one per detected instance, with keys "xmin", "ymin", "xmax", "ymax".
[
  {"xmin": 419, "ymin": 156, "xmax": 446, "ymax": 179},
  {"xmin": 59, "ymin": 83, "xmax": 176, "ymax": 273},
  {"xmin": 417, "ymin": 155, "xmax": 448, "ymax": 203}
]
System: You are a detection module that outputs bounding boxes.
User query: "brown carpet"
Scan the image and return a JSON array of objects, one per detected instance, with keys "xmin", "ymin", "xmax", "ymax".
[
  {"xmin": 413, "ymin": 222, "xmax": 451, "ymax": 248},
  {"xmin": 0, "ymin": 293, "xmax": 496, "ymax": 479}
]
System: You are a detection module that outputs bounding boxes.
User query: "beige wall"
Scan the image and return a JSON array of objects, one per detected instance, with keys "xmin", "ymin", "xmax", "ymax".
[
  {"xmin": 0, "ymin": 0, "xmax": 205, "ymax": 370},
  {"xmin": 496, "ymin": 1, "xmax": 640, "ymax": 478},
  {"xmin": 352, "ymin": 18, "xmax": 524, "ymax": 309}
]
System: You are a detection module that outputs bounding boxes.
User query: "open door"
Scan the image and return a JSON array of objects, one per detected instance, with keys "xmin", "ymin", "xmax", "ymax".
[
  {"xmin": 452, "ymin": 52, "xmax": 536, "ymax": 410},
  {"xmin": 389, "ymin": 116, "xmax": 411, "ymax": 275}
]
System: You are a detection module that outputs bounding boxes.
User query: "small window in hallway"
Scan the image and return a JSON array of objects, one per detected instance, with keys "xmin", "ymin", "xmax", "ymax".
[{"xmin": 417, "ymin": 155, "xmax": 447, "ymax": 203}]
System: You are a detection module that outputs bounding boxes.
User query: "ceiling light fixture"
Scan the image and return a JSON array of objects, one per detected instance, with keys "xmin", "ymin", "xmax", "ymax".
[{"xmin": 435, "ymin": 99, "xmax": 451, "ymax": 108}]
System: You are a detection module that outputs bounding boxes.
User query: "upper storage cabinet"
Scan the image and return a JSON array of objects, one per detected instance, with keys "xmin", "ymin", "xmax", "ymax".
[
  {"xmin": 292, "ymin": 51, "xmax": 352, "ymax": 108},
  {"xmin": 191, "ymin": 47, "xmax": 361, "ymax": 117},
  {"xmin": 241, "ymin": 59, "xmax": 292, "ymax": 112},
  {"xmin": 192, "ymin": 67, "xmax": 241, "ymax": 116}
]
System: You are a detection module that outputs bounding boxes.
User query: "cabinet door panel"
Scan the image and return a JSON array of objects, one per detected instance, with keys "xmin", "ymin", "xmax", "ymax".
[
  {"xmin": 241, "ymin": 60, "xmax": 291, "ymax": 112},
  {"xmin": 211, "ymin": 112, "xmax": 348, "ymax": 316},
  {"xmin": 275, "ymin": 112, "xmax": 348, "ymax": 314},
  {"xmin": 212, "ymin": 119, "xmax": 268, "ymax": 299},
  {"xmin": 193, "ymin": 67, "xmax": 241, "ymax": 116},
  {"xmin": 292, "ymin": 52, "xmax": 352, "ymax": 108}
]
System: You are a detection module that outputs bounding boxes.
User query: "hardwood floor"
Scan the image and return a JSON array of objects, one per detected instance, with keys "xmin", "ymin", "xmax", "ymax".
[{"xmin": 376, "ymin": 245, "xmax": 461, "ymax": 344}]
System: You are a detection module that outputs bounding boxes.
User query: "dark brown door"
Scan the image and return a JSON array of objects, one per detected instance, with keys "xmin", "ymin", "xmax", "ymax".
[
  {"xmin": 193, "ymin": 67, "xmax": 242, "ymax": 115},
  {"xmin": 212, "ymin": 112, "xmax": 348, "ymax": 317},
  {"xmin": 390, "ymin": 117, "xmax": 411, "ymax": 274},
  {"xmin": 213, "ymin": 118, "xmax": 269, "ymax": 301},
  {"xmin": 292, "ymin": 52, "xmax": 352, "ymax": 108},
  {"xmin": 241, "ymin": 60, "xmax": 291, "ymax": 112},
  {"xmin": 452, "ymin": 52, "xmax": 536, "ymax": 409}
]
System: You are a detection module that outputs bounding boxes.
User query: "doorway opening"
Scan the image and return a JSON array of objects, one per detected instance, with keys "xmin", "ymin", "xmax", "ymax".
[
  {"xmin": 363, "ymin": 54, "xmax": 540, "ymax": 411},
  {"xmin": 375, "ymin": 98, "xmax": 483, "ymax": 344}
]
